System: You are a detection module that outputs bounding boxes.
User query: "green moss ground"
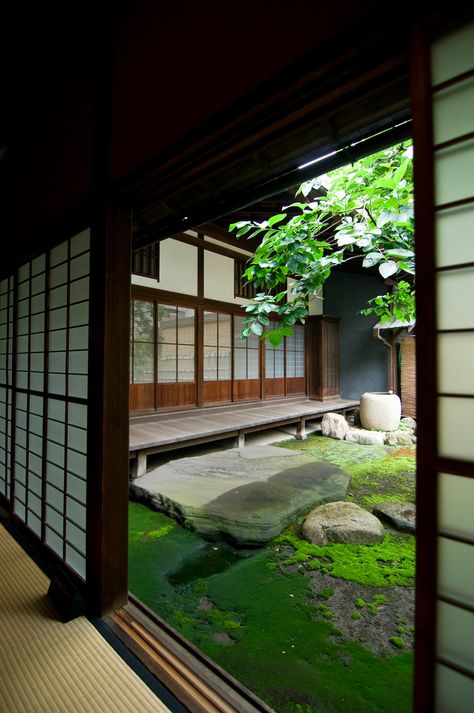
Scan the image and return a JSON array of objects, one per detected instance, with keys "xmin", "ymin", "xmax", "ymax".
[{"xmin": 128, "ymin": 435, "xmax": 415, "ymax": 713}]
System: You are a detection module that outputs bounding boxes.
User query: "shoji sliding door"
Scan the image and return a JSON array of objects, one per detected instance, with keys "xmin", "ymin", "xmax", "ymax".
[
  {"xmin": 412, "ymin": 20, "xmax": 474, "ymax": 713},
  {"xmin": 0, "ymin": 229, "xmax": 90, "ymax": 580},
  {"xmin": 0, "ymin": 276, "xmax": 14, "ymax": 502},
  {"xmin": 431, "ymin": 23, "xmax": 474, "ymax": 713}
]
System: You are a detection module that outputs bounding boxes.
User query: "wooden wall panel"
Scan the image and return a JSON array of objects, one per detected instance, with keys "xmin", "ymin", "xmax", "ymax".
[
  {"xmin": 233, "ymin": 379, "xmax": 260, "ymax": 402},
  {"xmin": 156, "ymin": 382, "xmax": 196, "ymax": 409},
  {"xmin": 264, "ymin": 378, "xmax": 285, "ymax": 399},
  {"xmin": 322, "ymin": 318, "xmax": 340, "ymax": 399},
  {"xmin": 203, "ymin": 381, "xmax": 232, "ymax": 405},
  {"xmin": 129, "ymin": 384, "xmax": 155, "ymax": 412},
  {"xmin": 306, "ymin": 316, "xmax": 340, "ymax": 400},
  {"xmin": 286, "ymin": 377, "xmax": 306, "ymax": 396}
]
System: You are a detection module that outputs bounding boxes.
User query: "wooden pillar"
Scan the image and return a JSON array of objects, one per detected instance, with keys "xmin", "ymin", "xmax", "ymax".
[
  {"xmin": 86, "ymin": 203, "xmax": 131, "ymax": 616},
  {"xmin": 85, "ymin": 8, "xmax": 130, "ymax": 615}
]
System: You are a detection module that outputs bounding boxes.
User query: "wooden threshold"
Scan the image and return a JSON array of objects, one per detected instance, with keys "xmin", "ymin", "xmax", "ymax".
[{"xmin": 103, "ymin": 598, "xmax": 274, "ymax": 713}]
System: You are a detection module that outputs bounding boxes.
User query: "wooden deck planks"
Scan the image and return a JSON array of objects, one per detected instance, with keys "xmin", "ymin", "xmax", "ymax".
[{"xmin": 129, "ymin": 398, "xmax": 359, "ymax": 452}]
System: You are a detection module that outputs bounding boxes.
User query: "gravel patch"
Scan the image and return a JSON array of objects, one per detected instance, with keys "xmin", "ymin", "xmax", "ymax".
[{"xmin": 307, "ymin": 571, "xmax": 414, "ymax": 656}]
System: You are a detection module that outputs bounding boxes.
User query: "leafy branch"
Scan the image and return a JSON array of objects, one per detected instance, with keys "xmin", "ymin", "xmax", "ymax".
[{"xmin": 229, "ymin": 142, "xmax": 414, "ymax": 342}]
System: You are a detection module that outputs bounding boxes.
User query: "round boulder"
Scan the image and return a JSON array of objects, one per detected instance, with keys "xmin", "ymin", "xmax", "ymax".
[
  {"xmin": 301, "ymin": 501, "xmax": 384, "ymax": 546},
  {"xmin": 321, "ymin": 413, "xmax": 350, "ymax": 440}
]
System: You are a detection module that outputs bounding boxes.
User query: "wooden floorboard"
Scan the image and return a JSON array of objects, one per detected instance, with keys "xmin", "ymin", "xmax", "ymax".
[{"xmin": 129, "ymin": 398, "xmax": 359, "ymax": 452}]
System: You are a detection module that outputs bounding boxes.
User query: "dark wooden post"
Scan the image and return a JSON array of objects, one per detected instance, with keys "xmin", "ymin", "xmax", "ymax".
[{"xmin": 86, "ymin": 202, "xmax": 131, "ymax": 615}]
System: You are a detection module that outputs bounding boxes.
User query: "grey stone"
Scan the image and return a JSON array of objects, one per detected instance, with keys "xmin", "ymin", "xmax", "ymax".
[
  {"xmin": 301, "ymin": 501, "xmax": 384, "ymax": 546},
  {"xmin": 400, "ymin": 417, "xmax": 417, "ymax": 434},
  {"xmin": 373, "ymin": 502, "xmax": 416, "ymax": 533},
  {"xmin": 321, "ymin": 413, "xmax": 350, "ymax": 440},
  {"xmin": 210, "ymin": 632, "xmax": 235, "ymax": 646},
  {"xmin": 344, "ymin": 428, "xmax": 386, "ymax": 446},
  {"xmin": 235, "ymin": 445, "xmax": 298, "ymax": 459},
  {"xmin": 384, "ymin": 430, "xmax": 415, "ymax": 447},
  {"xmin": 130, "ymin": 447, "xmax": 350, "ymax": 546},
  {"xmin": 197, "ymin": 596, "xmax": 214, "ymax": 611}
]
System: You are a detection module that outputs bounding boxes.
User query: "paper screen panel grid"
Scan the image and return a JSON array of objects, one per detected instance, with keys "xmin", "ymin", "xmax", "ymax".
[
  {"xmin": 0, "ymin": 277, "xmax": 14, "ymax": 501},
  {"xmin": 432, "ymin": 23, "xmax": 474, "ymax": 710},
  {"xmin": 12, "ymin": 229, "xmax": 90, "ymax": 580}
]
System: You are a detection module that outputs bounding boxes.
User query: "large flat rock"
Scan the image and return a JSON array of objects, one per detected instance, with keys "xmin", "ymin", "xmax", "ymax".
[{"xmin": 130, "ymin": 446, "xmax": 350, "ymax": 545}]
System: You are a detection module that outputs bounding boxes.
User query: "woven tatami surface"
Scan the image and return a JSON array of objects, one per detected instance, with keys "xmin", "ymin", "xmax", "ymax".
[{"xmin": 0, "ymin": 525, "xmax": 171, "ymax": 713}]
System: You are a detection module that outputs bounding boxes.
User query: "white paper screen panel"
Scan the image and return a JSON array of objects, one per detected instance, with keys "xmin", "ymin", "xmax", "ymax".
[
  {"xmin": 432, "ymin": 21, "xmax": 474, "ymax": 710},
  {"xmin": 0, "ymin": 277, "xmax": 14, "ymax": 501},
  {"xmin": 437, "ymin": 333, "xmax": 474, "ymax": 394},
  {"xmin": 435, "ymin": 664, "xmax": 474, "ymax": 713},
  {"xmin": 438, "ymin": 473, "xmax": 474, "ymax": 540},
  {"xmin": 10, "ymin": 229, "xmax": 90, "ymax": 580},
  {"xmin": 437, "ymin": 537, "xmax": 474, "ymax": 608},
  {"xmin": 436, "ymin": 600, "xmax": 474, "ymax": 675}
]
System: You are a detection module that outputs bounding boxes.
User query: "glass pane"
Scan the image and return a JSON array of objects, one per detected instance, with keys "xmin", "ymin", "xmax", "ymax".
[
  {"xmin": 177, "ymin": 345, "xmax": 195, "ymax": 382},
  {"xmin": 177, "ymin": 307, "xmax": 195, "ymax": 345},
  {"xmin": 286, "ymin": 350, "xmax": 296, "ymax": 377},
  {"xmin": 248, "ymin": 349, "xmax": 259, "ymax": 379},
  {"xmin": 204, "ymin": 312, "xmax": 218, "ymax": 346},
  {"xmin": 157, "ymin": 304, "xmax": 176, "ymax": 342},
  {"xmin": 204, "ymin": 346, "xmax": 217, "ymax": 380},
  {"xmin": 295, "ymin": 352, "xmax": 305, "ymax": 378},
  {"xmin": 234, "ymin": 315, "xmax": 244, "ymax": 342},
  {"xmin": 218, "ymin": 347, "xmax": 231, "ymax": 380},
  {"xmin": 286, "ymin": 331, "xmax": 296, "ymax": 350},
  {"xmin": 265, "ymin": 347, "xmax": 274, "ymax": 378},
  {"xmin": 294, "ymin": 325, "xmax": 305, "ymax": 350},
  {"xmin": 438, "ymin": 472, "xmax": 474, "ymax": 540},
  {"xmin": 133, "ymin": 342, "xmax": 154, "ymax": 383},
  {"xmin": 234, "ymin": 347, "xmax": 247, "ymax": 380},
  {"xmin": 157, "ymin": 342, "xmax": 176, "ymax": 383},
  {"xmin": 275, "ymin": 349, "xmax": 285, "ymax": 377},
  {"xmin": 218, "ymin": 314, "xmax": 231, "ymax": 347},
  {"xmin": 134, "ymin": 301, "xmax": 154, "ymax": 341}
]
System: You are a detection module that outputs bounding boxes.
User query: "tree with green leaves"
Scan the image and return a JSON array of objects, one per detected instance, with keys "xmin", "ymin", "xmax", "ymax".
[{"xmin": 229, "ymin": 142, "xmax": 414, "ymax": 345}]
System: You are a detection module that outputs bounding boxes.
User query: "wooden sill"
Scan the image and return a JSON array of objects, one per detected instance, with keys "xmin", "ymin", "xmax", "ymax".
[{"xmin": 103, "ymin": 596, "xmax": 273, "ymax": 713}]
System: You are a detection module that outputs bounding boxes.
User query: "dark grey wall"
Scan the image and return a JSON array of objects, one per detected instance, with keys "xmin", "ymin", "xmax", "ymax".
[{"xmin": 323, "ymin": 272, "xmax": 388, "ymax": 400}]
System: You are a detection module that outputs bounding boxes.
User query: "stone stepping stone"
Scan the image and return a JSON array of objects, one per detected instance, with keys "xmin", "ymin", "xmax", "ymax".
[{"xmin": 373, "ymin": 502, "xmax": 416, "ymax": 533}]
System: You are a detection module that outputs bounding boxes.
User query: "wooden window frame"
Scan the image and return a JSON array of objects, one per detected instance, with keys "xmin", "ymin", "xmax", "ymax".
[{"xmin": 132, "ymin": 242, "xmax": 160, "ymax": 280}]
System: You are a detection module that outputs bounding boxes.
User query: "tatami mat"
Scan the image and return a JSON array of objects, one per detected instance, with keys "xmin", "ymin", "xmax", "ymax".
[{"xmin": 0, "ymin": 524, "xmax": 171, "ymax": 713}]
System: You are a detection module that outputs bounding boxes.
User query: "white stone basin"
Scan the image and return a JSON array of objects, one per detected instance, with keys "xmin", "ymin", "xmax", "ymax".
[{"xmin": 360, "ymin": 391, "xmax": 401, "ymax": 431}]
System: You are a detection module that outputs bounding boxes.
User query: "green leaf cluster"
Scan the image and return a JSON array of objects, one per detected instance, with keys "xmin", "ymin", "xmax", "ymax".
[{"xmin": 229, "ymin": 142, "xmax": 414, "ymax": 341}]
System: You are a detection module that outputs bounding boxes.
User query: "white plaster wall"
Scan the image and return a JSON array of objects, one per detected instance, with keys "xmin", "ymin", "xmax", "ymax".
[
  {"xmin": 308, "ymin": 289, "xmax": 324, "ymax": 316},
  {"xmin": 204, "ymin": 251, "xmax": 249, "ymax": 306},
  {"xmin": 132, "ymin": 239, "xmax": 198, "ymax": 296}
]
